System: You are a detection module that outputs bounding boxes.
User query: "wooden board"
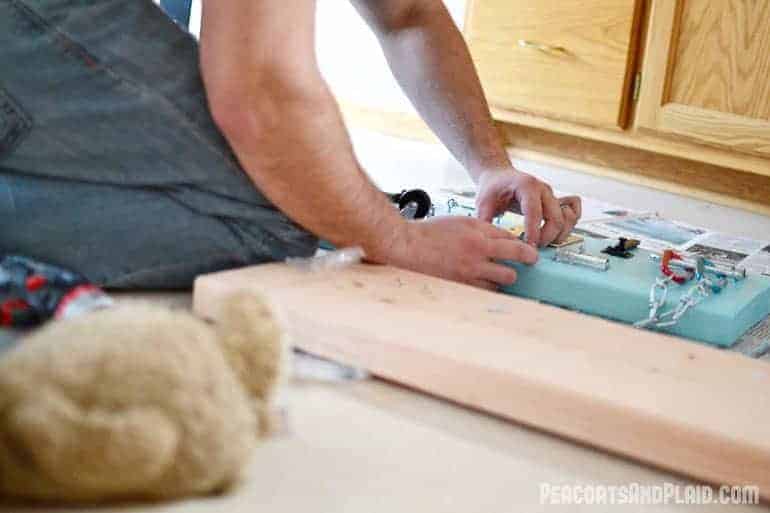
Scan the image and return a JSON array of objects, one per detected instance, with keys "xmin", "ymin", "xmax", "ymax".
[{"xmin": 193, "ymin": 262, "xmax": 770, "ymax": 499}]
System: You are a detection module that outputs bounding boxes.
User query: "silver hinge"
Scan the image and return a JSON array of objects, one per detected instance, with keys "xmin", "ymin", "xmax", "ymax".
[{"xmin": 633, "ymin": 72, "xmax": 642, "ymax": 102}]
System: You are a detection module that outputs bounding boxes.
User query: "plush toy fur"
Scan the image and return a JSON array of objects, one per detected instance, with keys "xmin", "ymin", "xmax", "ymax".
[{"xmin": 0, "ymin": 292, "xmax": 286, "ymax": 503}]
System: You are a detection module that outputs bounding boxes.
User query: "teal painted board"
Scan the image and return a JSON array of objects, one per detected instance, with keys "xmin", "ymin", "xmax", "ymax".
[{"xmin": 501, "ymin": 238, "xmax": 770, "ymax": 348}]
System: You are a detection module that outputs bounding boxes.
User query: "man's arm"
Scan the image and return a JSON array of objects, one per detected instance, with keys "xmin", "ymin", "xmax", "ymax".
[
  {"xmin": 199, "ymin": 0, "xmax": 536, "ymax": 289},
  {"xmin": 351, "ymin": 0, "xmax": 581, "ymax": 247},
  {"xmin": 200, "ymin": 0, "xmax": 401, "ymax": 262}
]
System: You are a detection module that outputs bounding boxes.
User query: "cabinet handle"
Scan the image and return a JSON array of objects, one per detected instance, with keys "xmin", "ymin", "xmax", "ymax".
[{"xmin": 517, "ymin": 39, "xmax": 568, "ymax": 56}]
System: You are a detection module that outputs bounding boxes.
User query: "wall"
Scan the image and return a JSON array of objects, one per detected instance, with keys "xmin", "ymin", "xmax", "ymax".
[
  {"xmin": 171, "ymin": 0, "xmax": 466, "ymax": 116},
  {"xmin": 316, "ymin": 0, "xmax": 467, "ymax": 114}
]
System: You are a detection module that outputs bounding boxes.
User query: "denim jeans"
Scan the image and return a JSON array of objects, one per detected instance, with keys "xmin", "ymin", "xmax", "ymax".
[{"xmin": 0, "ymin": 0, "xmax": 318, "ymax": 288}]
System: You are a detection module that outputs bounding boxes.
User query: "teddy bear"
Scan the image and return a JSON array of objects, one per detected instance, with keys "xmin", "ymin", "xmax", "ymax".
[{"xmin": 0, "ymin": 291, "xmax": 286, "ymax": 504}]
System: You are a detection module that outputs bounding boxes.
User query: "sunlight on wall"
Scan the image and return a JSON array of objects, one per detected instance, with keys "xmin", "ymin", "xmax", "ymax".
[
  {"xmin": 189, "ymin": 0, "xmax": 202, "ymax": 36},
  {"xmin": 165, "ymin": 0, "xmax": 465, "ymax": 116},
  {"xmin": 316, "ymin": 0, "xmax": 466, "ymax": 114}
]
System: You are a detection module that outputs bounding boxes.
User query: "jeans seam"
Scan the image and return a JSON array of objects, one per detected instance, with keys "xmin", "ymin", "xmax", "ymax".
[
  {"xmin": 8, "ymin": 0, "xmax": 119, "ymax": 82},
  {"xmin": 0, "ymin": 175, "xmax": 17, "ymax": 216},
  {"xmin": 0, "ymin": 87, "xmax": 33, "ymax": 162},
  {"xmin": 8, "ymin": 0, "xmax": 246, "ymax": 178},
  {"xmin": 160, "ymin": 189, "xmax": 272, "ymax": 260},
  {"xmin": 104, "ymin": 250, "xmax": 248, "ymax": 288}
]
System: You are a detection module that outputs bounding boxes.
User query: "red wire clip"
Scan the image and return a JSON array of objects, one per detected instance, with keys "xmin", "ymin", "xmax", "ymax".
[
  {"xmin": 660, "ymin": 249, "xmax": 693, "ymax": 284},
  {"xmin": 0, "ymin": 299, "xmax": 31, "ymax": 327}
]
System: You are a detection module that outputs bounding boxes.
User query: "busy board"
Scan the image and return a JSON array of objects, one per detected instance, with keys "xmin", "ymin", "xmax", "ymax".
[
  {"xmin": 430, "ymin": 190, "xmax": 770, "ymax": 348},
  {"xmin": 501, "ymin": 236, "xmax": 770, "ymax": 347}
]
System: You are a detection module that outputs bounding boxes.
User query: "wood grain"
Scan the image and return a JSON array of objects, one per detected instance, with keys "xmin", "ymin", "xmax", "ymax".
[
  {"xmin": 669, "ymin": 0, "xmax": 770, "ymax": 122},
  {"xmin": 659, "ymin": 104, "xmax": 770, "ymax": 157},
  {"xmin": 465, "ymin": 0, "xmax": 642, "ymax": 128},
  {"xmin": 637, "ymin": 0, "xmax": 770, "ymax": 156},
  {"xmin": 509, "ymin": 146, "xmax": 770, "ymax": 218},
  {"xmin": 194, "ymin": 262, "xmax": 770, "ymax": 500},
  {"xmin": 500, "ymin": 123, "xmax": 770, "ymax": 215},
  {"xmin": 635, "ymin": 0, "xmax": 680, "ymax": 129},
  {"xmin": 492, "ymin": 106, "xmax": 770, "ymax": 176}
]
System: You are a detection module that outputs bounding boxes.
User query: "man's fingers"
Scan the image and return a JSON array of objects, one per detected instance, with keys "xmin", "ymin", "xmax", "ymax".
[
  {"xmin": 539, "ymin": 193, "xmax": 565, "ymax": 246},
  {"xmin": 479, "ymin": 222, "xmax": 518, "ymax": 240},
  {"xmin": 469, "ymin": 278, "xmax": 498, "ymax": 291},
  {"xmin": 553, "ymin": 205, "xmax": 576, "ymax": 244},
  {"xmin": 476, "ymin": 196, "xmax": 498, "ymax": 223},
  {"xmin": 479, "ymin": 263, "xmax": 518, "ymax": 287},
  {"xmin": 551, "ymin": 196, "xmax": 581, "ymax": 244},
  {"xmin": 519, "ymin": 193, "xmax": 543, "ymax": 247},
  {"xmin": 559, "ymin": 195, "xmax": 582, "ymax": 220},
  {"xmin": 486, "ymin": 238, "xmax": 538, "ymax": 264}
]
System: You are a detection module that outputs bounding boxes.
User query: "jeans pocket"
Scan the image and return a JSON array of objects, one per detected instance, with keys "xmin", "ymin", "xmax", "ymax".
[{"xmin": 0, "ymin": 87, "xmax": 32, "ymax": 160}]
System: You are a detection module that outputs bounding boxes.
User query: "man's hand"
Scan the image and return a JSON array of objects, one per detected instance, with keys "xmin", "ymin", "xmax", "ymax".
[
  {"xmin": 385, "ymin": 216, "xmax": 538, "ymax": 290},
  {"xmin": 476, "ymin": 169, "xmax": 582, "ymax": 248},
  {"xmin": 352, "ymin": 0, "xmax": 581, "ymax": 249}
]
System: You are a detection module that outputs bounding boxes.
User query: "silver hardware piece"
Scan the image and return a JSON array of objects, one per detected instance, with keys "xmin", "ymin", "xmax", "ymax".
[
  {"xmin": 287, "ymin": 247, "xmax": 365, "ymax": 273},
  {"xmin": 632, "ymin": 72, "xmax": 642, "ymax": 102},
  {"xmin": 446, "ymin": 197, "xmax": 475, "ymax": 216},
  {"xmin": 517, "ymin": 39, "xmax": 568, "ymax": 56},
  {"xmin": 648, "ymin": 253, "xmax": 746, "ymax": 280},
  {"xmin": 694, "ymin": 256, "xmax": 706, "ymax": 280},
  {"xmin": 635, "ymin": 273, "xmax": 729, "ymax": 330},
  {"xmin": 400, "ymin": 201, "xmax": 419, "ymax": 219},
  {"xmin": 552, "ymin": 246, "xmax": 610, "ymax": 271},
  {"xmin": 634, "ymin": 276, "xmax": 673, "ymax": 329}
]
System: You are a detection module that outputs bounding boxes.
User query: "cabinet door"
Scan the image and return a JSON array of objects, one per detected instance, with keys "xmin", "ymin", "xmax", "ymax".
[
  {"xmin": 465, "ymin": 0, "xmax": 643, "ymax": 129},
  {"xmin": 637, "ymin": 0, "xmax": 770, "ymax": 158}
]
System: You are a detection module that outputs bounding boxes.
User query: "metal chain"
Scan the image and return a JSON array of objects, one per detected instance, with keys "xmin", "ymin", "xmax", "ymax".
[
  {"xmin": 636, "ymin": 274, "xmax": 728, "ymax": 330},
  {"xmin": 634, "ymin": 276, "xmax": 673, "ymax": 328},
  {"xmin": 654, "ymin": 280, "xmax": 710, "ymax": 328}
]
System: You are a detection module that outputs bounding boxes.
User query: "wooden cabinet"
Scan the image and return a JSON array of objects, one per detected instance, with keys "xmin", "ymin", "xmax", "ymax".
[
  {"xmin": 341, "ymin": 0, "xmax": 770, "ymax": 214},
  {"xmin": 465, "ymin": 0, "xmax": 644, "ymax": 129},
  {"xmin": 637, "ymin": 0, "xmax": 770, "ymax": 157},
  {"xmin": 455, "ymin": 0, "xmax": 770, "ymax": 212}
]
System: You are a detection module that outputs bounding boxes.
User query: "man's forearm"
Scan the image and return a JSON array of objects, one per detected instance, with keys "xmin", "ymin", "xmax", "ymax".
[
  {"xmin": 219, "ymin": 88, "xmax": 405, "ymax": 260},
  {"xmin": 197, "ymin": 0, "xmax": 547, "ymax": 287},
  {"xmin": 354, "ymin": 0, "xmax": 579, "ymax": 244},
  {"xmin": 200, "ymin": 0, "xmax": 405, "ymax": 262},
  {"xmin": 354, "ymin": 0, "xmax": 511, "ymax": 182}
]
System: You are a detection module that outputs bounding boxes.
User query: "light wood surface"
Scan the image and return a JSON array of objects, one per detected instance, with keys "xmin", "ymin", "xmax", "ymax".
[
  {"xmin": 194, "ymin": 262, "xmax": 770, "ymax": 501},
  {"xmin": 507, "ymin": 147, "xmax": 770, "ymax": 217},
  {"xmin": 634, "ymin": 0, "xmax": 679, "ymax": 130},
  {"xmin": 465, "ymin": 0, "xmax": 643, "ymax": 128},
  {"xmin": 6, "ymin": 379, "xmax": 762, "ymax": 512},
  {"xmin": 669, "ymin": 0, "xmax": 770, "ymax": 122},
  {"xmin": 637, "ymin": 0, "xmax": 770, "ymax": 157},
  {"xmin": 658, "ymin": 104, "xmax": 770, "ymax": 156},
  {"xmin": 501, "ymin": 123, "xmax": 770, "ymax": 216},
  {"xmin": 492, "ymin": 107, "xmax": 770, "ymax": 178}
]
